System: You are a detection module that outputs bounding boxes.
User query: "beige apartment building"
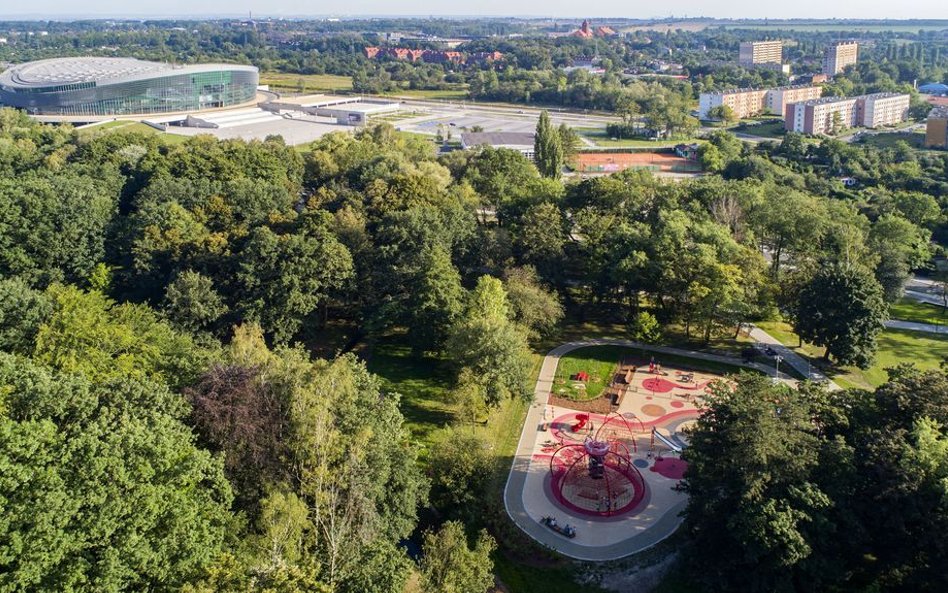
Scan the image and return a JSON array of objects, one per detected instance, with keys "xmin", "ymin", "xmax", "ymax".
[
  {"xmin": 926, "ymin": 106, "xmax": 948, "ymax": 149},
  {"xmin": 699, "ymin": 84, "xmax": 822, "ymax": 120},
  {"xmin": 766, "ymin": 85, "xmax": 824, "ymax": 117},
  {"xmin": 823, "ymin": 41, "xmax": 858, "ymax": 76},
  {"xmin": 698, "ymin": 88, "xmax": 768, "ymax": 119},
  {"xmin": 785, "ymin": 93, "xmax": 910, "ymax": 135},
  {"xmin": 739, "ymin": 40, "xmax": 783, "ymax": 66}
]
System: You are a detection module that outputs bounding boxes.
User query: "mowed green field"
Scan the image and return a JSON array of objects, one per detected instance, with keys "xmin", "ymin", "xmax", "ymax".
[
  {"xmin": 890, "ymin": 298, "xmax": 947, "ymax": 326},
  {"xmin": 259, "ymin": 73, "xmax": 353, "ymax": 93},
  {"xmin": 717, "ymin": 23, "xmax": 948, "ymax": 32},
  {"xmin": 553, "ymin": 345, "xmax": 625, "ymax": 400},
  {"xmin": 380, "ymin": 87, "xmax": 470, "ymax": 101}
]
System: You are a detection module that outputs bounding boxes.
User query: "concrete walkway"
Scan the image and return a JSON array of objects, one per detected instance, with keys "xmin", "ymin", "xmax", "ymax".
[
  {"xmin": 503, "ymin": 338, "xmax": 782, "ymax": 561},
  {"xmin": 745, "ymin": 324, "xmax": 839, "ymax": 389},
  {"xmin": 885, "ymin": 319, "xmax": 947, "ymax": 335}
]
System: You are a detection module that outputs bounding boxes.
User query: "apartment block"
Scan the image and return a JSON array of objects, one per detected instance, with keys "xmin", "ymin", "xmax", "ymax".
[
  {"xmin": 926, "ymin": 106, "xmax": 948, "ymax": 149},
  {"xmin": 784, "ymin": 93, "xmax": 910, "ymax": 135},
  {"xmin": 739, "ymin": 40, "xmax": 783, "ymax": 66},
  {"xmin": 860, "ymin": 93, "xmax": 910, "ymax": 128},
  {"xmin": 766, "ymin": 85, "xmax": 824, "ymax": 118},
  {"xmin": 699, "ymin": 84, "xmax": 822, "ymax": 120},
  {"xmin": 823, "ymin": 41, "xmax": 858, "ymax": 76}
]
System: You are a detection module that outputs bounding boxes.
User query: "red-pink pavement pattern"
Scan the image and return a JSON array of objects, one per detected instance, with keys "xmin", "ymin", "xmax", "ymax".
[{"xmin": 650, "ymin": 457, "xmax": 689, "ymax": 480}]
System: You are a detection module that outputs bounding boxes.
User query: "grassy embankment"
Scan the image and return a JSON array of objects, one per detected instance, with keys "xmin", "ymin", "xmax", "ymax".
[{"xmin": 76, "ymin": 120, "xmax": 190, "ymax": 144}]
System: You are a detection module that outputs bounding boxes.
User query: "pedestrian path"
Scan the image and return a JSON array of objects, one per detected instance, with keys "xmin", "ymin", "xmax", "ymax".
[
  {"xmin": 745, "ymin": 324, "xmax": 839, "ymax": 390},
  {"xmin": 503, "ymin": 338, "xmax": 783, "ymax": 561},
  {"xmin": 885, "ymin": 319, "xmax": 947, "ymax": 335}
]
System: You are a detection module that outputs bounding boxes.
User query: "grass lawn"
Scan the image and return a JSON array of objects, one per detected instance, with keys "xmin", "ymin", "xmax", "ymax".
[
  {"xmin": 553, "ymin": 346, "xmax": 623, "ymax": 400},
  {"xmin": 371, "ymin": 110, "xmax": 427, "ymax": 122},
  {"xmin": 259, "ymin": 72, "xmax": 353, "ymax": 93},
  {"xmin": 77, "ymin": 120, "xmax": 155, "ymax": 137},
  {"xmin": 717, "ymin": 23, "xmax": 948, "ymax": 32},
  {"xmin": 575, "ymin": 128, "xmax": 701, "ymax": 148},
  {"xmin": 553, "ymin": 344, "xmax": 760, "ymax": 401},
  {"xmin": 381, "ymin": 87, "xmax": 470, "ymax": 101},
  {"xmin": 890, "ymin": 298, "xmax": 947, "ymax": 326},
  {"xmin": 857, "ymin": 131, "xmax": 927, "ymax": 150},
  {"xmin": 755, "ymin": 320, "xmax": 947, "ymax": 390},
  {"xmin": 494, "ymin": 555, "xmax": 609, "ymax": 593},
  {"xmin": 363, "ymin": 340, "xmax": 455, "ymax": 457},
  {"xmin": 737, "ymin": 121, "xmax": 785, "ymax": 138},
  {"xmin": 77, "ymin": 120, "xmax": 191, "ymax": 145}
]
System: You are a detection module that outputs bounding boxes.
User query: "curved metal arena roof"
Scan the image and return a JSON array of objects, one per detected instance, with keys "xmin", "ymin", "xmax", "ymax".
[{"xmin": 0, "ymin": 57, "xmax": 257, "ymax": 90}]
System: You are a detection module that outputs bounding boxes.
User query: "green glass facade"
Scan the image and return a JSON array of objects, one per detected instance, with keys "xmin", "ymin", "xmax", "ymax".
[{"xmin": 0, "ymin": 66, "xmax": 258, "ymax": 116}]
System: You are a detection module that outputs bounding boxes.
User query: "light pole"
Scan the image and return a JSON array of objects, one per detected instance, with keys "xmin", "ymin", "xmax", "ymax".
[{"xmin": 774, "ymin": 355, "xmax": 783, "ymax": 380}]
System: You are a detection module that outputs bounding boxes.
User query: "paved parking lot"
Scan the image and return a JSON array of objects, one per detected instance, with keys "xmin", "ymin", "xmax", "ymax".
[{"xmin": 394, "ymin": 103, "xmax": 612, "ymax": 136}]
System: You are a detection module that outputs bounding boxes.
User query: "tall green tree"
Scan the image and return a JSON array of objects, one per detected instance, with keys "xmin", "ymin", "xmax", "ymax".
[
  {"xmin": 794, "ymin": 264, "xmax": 887, "ymax": 368},
  {"xmin": 683, "ymin": 374, "xmax": 831, "ymax": 592},
  {"xmin": 419, "ymin": 521, "xmax": 496, "ymax": 593},
  {"xmin": 446, "ymin": 276, "xmax": 533, "ymax": 407},
  {"xmin": 534, "ymin": 110, "xmax": 564, "ymax": 179},
  {"xmin": 237, "ymin": 212, "xmax": 353, "ymax": 343},
  {"xmin": 0, "ymin": 354, "xmax": 233, "ymax": 592}
]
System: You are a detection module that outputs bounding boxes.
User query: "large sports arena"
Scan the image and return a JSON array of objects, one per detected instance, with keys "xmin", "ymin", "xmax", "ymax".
[{"xmin": 0, "ymin": 57, "xmax": 258, "ymax": 117}]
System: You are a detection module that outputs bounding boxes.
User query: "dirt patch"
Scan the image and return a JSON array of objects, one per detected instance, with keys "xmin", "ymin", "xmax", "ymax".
[{"xmin": 548, "ymin": 392, "xmax": 616, "ymax": 414}]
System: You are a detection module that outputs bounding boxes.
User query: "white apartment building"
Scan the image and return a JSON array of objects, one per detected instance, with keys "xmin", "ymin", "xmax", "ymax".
[
  {"xmin": 784, "ymin": 93, "xmax": 910, "ymax": 135},
  {"xmin": 860, "ymin": 93, "xmax": 910, "ymax": 128}
]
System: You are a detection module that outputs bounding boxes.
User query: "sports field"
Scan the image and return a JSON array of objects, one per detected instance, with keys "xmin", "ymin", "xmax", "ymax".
[{"xmin": 572, "ymin": 152, "xmax": 702, "ymax": 174}]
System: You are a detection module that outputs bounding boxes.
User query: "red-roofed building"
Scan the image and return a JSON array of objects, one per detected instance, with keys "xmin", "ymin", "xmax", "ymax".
[
  {"xmin": 424, "ymin": 50, "xmax": 464, "ymax": 64},
  {"xmin": 470, "ymin": 51, "xmax": 505, "ymax": 63},
  {"xmin": 570, "ymin": 20, "xmax": 618, "ymax": 38},
  {"xmin": 572, "ymin": 20, "xmax": 594, "ymax": 38}
]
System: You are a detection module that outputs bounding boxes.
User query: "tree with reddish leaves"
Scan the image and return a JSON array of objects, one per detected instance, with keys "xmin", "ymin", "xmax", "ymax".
[{"xmin": 186, "ymin": 363, "xmax": 290, "ymax": 510}]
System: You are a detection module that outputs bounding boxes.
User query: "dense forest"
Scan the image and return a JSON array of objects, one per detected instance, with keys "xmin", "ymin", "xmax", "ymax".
[{"xmin": 0, "ymin": 88, "xmax": 947, "ymax": 592}]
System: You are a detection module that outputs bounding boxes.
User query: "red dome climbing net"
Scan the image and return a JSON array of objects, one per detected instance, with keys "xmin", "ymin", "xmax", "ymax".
[{"xmin": 549, "ymin": 413, "xmax": 647, "ymax": 517}]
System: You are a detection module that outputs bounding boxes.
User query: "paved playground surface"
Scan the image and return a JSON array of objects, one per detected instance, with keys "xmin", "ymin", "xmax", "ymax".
[{"xmin": 505, "ymin": 341, "xmax": 735, "ymax": 560}]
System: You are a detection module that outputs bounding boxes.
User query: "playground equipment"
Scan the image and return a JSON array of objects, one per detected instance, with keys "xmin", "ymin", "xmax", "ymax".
[
  {"xmin": 549, "ymin": 417, "xmax": 648, "ymax": 517},
  {"xmin": 650, "ymin": 427, "xmax": 683, "ymax": 453}
]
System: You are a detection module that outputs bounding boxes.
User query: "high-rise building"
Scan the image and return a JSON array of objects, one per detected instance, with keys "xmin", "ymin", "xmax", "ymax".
[
  {"xmin": 823, "ymin": 41, "xmax": 858, "ymax": 76},
  {"xmin": 926, "ymin": 106, "xmax": 948, "ymax": 149},
  {"xmin": 739, "ymin": 41, "xmax": 783, "ymax": 66},
  {"xmin": 784, "ymin": 93, "xmax": 910, "ymax": 135},
  {"xmin": 698, "ymin": 84, "xmax": 822, "ymax": 120}
]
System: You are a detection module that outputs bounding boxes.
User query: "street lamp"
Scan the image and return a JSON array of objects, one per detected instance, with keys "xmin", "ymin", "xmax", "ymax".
[{"xmin": 774, "ymin": 355, "xmax": 783, "ymax": 380}]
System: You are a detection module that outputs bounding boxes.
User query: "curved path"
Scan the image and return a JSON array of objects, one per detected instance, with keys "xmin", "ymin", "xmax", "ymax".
[{"xmin": 503, "ymin": 339, "xmax": 773, "ymax": 561}]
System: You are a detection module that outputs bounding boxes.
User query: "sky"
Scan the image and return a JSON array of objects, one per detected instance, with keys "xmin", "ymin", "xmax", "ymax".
[{"xmin": 0, "ymin": 0, "xmax": 947, "ymax": 20}]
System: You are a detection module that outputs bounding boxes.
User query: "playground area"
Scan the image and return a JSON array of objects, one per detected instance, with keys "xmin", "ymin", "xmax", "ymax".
[{"xmin": 510, "ymin": 348, "xmax": 726, "ymax": 556}]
